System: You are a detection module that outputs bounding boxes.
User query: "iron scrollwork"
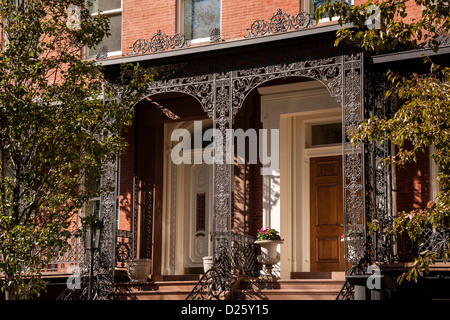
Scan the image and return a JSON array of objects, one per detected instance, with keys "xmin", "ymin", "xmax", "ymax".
[
  {"xmin": 210, "ymin": 27, "xmax": 221, "ymax": 43},
  {"xmin": 246, "ymin": 9, "xmax": 315, "ymax": 38},
  {"xmin": 363, "ymin": 69, "xmax": 396, "ymax": 264},
  {"xmin": 96, "ymin": 45, "xmax": 108, "ymax": 60},
  {"xmin": 129, "ymin": 30, "xmax": 190, "ymax": 55}
]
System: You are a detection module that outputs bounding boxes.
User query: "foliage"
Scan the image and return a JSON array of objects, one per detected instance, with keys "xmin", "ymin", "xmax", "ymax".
[
  {"xmin": 0, "ymin": 0, "xmax": 153, "ymax": 299},
  {"xmin": 256, "ymin": 227, "xmax": 283, "ymax": 241},
  {"xmin": 315, "ymin": 0, "xmax": 449, "ymax": 53},
  {"xmin": 316, "ymin": 0, "xmax": 450, "ymax": 282}
]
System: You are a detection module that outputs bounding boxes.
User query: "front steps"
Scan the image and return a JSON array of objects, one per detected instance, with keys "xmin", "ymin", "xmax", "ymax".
[
  {"xmin": 115, "ymin": 272, "xmax": 345, "ymax": 300},
  {"xmin": 115, "ymin": 274, "xmax": 201, "ymax": 300},
  {"xmin": 232, "ymin": 272, "xmax": 345, "ymax": 300}
]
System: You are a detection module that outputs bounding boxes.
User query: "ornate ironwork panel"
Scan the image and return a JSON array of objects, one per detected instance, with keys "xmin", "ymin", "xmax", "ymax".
[
  {"xmin": 245, "ymin": 9, "xmax": 315, "ymax": 38},
  {"xmin": 97, "ymin": 156, "xmax": 119, "ymax": 299},
  {"xmin": 211, "ymin": 71, "xmax": 234, "ymax": 275},
  {"xmin": 420, "ymin": 228, "xmax": 450, "ymax": 260},
  {"xmin": 128, "ymin": 30, "xmax": 190, "ymax": 55},
  {"xmin": 341, "ymin": 53, "xmax": 365, "ymax": 269},
  {"xmin": 363, "ymin": 69, "xmax": 395, "ymax": 264},
  {"xmin": 186, "ymin": 233, "xmax": 258, "ymax": 300},
  {"xmin": 116, "ymin": 230, "xmax": 133, "ymax": 268},
  {"xmin": 230, "ymin": 233, "xmax": 259, "ymax": 277},
  {"xmin": 43, "ymin": 233, "xmax": 84, "ymax": 272}
]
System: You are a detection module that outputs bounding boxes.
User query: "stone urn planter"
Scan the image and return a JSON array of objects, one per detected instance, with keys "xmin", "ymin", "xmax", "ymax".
[
  {"xmin": 203, "ymin": 256, "xmax": 213, "ymax": 273},
  {"xmin": 255, "ymin": 239, "xmax": 283, "ymax": 278},
  {"xmin": 127, "ymin": 259, "xmax": 152, "ymax": 283}
]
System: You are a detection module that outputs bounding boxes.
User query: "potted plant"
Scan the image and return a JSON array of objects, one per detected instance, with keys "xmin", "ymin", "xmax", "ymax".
[
  {"xmin": 255, "ymin": 227, "xmax": 284, "ymax": 277},
  {"xmin": 203, "ymin": 256, "xmax": 213, "ymax": 273}
]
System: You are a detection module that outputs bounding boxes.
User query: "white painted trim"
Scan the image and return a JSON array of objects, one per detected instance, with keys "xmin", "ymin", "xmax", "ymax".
[
  {"xmin": 260, "ymin": 80, "xmax": 342, "ymax": 278},
  {"xmin": 162, "ymin": 121, "xmax": 214, "ymax": 275},
  {"xmin": 430, "ymin": 145, "xmax": 440, "ymax": 201}
]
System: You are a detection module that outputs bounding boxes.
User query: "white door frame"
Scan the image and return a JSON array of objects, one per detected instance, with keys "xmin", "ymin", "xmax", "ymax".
[
  {"xmin": 259, "ymin": 81, "xmax": 342, "ymax": 278},
  {"xmin": 162, "ymin": 120, "xmax": 213, "ymax": 275}
]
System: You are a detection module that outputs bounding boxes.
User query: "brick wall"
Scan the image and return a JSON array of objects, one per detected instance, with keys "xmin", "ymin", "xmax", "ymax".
[
  {"xmin": 395, "ymin": 146, "xmax": 431, "ymax": 212},
  {"xmin": 118, "ymin": 123, "xmax": 136, "ymax": 232},
  {"xmin": 395, "ymin": 146, "xmax": 431, "ymax": 261},
  {"xmin": 122, "ymin": 0, "xmax": 177, "ymax": 56},
  {"xmin": 121, "ymin": 1, "xmax": 303, "ymax": 51},
  {"xmin": 120, "ymin": 0, "xmax": 425, "ymax": 56},
  {"xmin": 221, "ymin": 0, "xmax": 302, "ymax": 40}
]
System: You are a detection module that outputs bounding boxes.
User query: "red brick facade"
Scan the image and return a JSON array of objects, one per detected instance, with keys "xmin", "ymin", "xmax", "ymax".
[{"xmin": 119, "ymin": 0, "xmax": 424, "ymax": 58}]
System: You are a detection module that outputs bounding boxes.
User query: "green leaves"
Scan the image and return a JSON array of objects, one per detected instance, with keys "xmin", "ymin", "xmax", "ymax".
[
  {"xmin": 316, "ymin": 0, "xmax": 449, "ymax": 53},
  {"xmin": 0, "ymin": 0, "xmax": 154, "ymax": 299},
  {"xmin": 256, "ymin": 227, "xmax": 283, "ymax": 241}
]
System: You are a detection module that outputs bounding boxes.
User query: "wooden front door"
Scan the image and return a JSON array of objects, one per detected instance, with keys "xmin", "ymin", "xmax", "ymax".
[{"xmin": 310, "ymin": 156, "xmax": 345, "ymax": 272}]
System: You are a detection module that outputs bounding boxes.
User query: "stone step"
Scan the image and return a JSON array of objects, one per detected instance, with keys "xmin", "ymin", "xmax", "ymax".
[
  {"xmin": 238, "ymin": 279, "xmax": 344, "ymax": 291},
  {"xmin": 115, "ymin": 280, "xmax": 198, "ymax": 300},
  {"xmin": 233, "ymin": 276, "xmax": 345, "ymax": 300},
  {"xmin": 115, "ymin": 273, "xmax": 346, "ymax": 300},
  {"xmin": 118, "ymin": 288, "xmax": 193, "ymax": 300},
  {"xmin": 233, "ymin": 288, "xmax": 341, "ymax": 300}
]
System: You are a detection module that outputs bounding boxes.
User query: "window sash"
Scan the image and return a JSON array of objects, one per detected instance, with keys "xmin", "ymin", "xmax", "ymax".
[
  {"xmin": 181, "ymin": 0, "xmax": 221, "ymax": 41},
  {"xmin": 308, "ymin": 0, "xmax": 353, "ymax": 21},
  {"xmin": 87, "ymin": 0, "xmax": 122, "ymax": 58}
]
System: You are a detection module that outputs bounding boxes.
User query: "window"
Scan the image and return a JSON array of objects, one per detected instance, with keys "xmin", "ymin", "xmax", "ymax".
[
  {"xmin": 307, "ymin": 0, "xmax": 353, "ymax": 21},
  {"xmin": 430, "ymin": 145, "xmax": 448, "ymax": 201},
  {"xmin": 308, "ymin": 123, "xmax": 342, "ymax": 147},
  {"xmin": 180, "ymin": 0, "xmax": 221, "ymax": 42},
  {"xmin": 196, "ymin": 193, "xmax": 206, "ymax": 233},
  {"xmin": 88, "ymin": 0, "xmax": 122, "ymax": 58},
  {"xmin": 83, "ymin": 166, "xmax": 101, "ymax": 219}
]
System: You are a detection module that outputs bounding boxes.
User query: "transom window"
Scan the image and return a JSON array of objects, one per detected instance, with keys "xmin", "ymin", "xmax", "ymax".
[
  {"xmin": 181, "ymin": 0, "xmax": 221, "ymax": 42},
  {"xmin": 88, "ymin": 0, "xmax": 122, "ymax": 58},
  {"xmin": 306, "ymin": 122, "xmax": 343, "ymax": 148}
]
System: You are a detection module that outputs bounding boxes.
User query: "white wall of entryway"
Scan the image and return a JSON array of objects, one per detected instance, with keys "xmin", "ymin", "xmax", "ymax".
[
  {"xmin": 162, "ymin": 120, "xmax": 214, "ymax": 275},
  {"xmin": 258, "ymin": 80, "xmax": 342, "ymax": 279}
]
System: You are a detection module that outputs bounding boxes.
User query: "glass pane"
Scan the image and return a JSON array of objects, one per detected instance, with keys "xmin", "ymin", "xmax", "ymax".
[
  {"xmin": 311, "ymin": 123, "xmax": 342, "ymax": 146},
  {"xmin": 88, "ymin": 13, "xmax": 122, "ymax": 56},
  {"xmin": 312, "ymin": 0, "xmax": 352, "ymax": 17},
  {"xmin": 184, "ymin": 0, "xmax": 220, "ymax": 40},
  {"xmin": 90, "ymin": 0, "xmax": 121, "ymax": 13},
  {"xmin": 85, "ymin": 167, "xmax": 100, "ymax": 198},
  {"xmin": 86, "ymin": 200, "xmax": 100, "ymax": 218}
]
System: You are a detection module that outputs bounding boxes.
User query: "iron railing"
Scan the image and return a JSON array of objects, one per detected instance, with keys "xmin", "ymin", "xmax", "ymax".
[
  {"xmin": 44, "ymin": 229, "xmax": 134, "ymax": 273},
  {"xmin": 115, "ymin": 230, "xmax": 133, "ymax": 268},
  {"xmin": 42, "ymin": 234, "xmax": 85, "ymax": 272},
  {"xmin": 186, "ymin": 233, "xmax": 259, "ymax": 300}
]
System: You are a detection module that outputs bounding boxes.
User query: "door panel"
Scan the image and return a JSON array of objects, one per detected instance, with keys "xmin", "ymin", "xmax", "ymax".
[
  {"xmin": 184, "ymin": 163, "xmax": 212, "ymax": 271},
  {"xmin": 310, "ymin": 156, "xmax": 344, "ymax": 272}
]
